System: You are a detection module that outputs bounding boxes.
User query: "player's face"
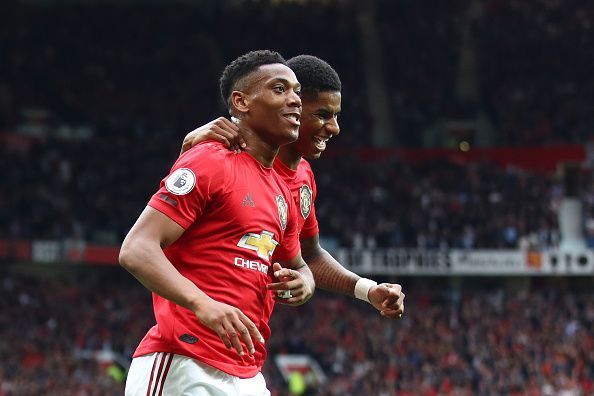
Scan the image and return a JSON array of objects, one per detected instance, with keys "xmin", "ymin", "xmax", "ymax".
[
  {"xmin": 292, "ymin": 91, "xmax": 341, "ymax": 160},
  {"xmin": 244, "ymin": 64, "xmax": 302, "ymax": 146}
]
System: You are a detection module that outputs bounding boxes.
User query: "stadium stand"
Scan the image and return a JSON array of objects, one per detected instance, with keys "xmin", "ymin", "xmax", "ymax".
[
  {"xmin": 2, "ymin": 0, "xmax": 594, "ymax": 395},
  {"xmin": 1, "ymin": 269, "xmax": 593, "ymax": 395},
  {"xmin": 3, "ymin": 136, "xmax": 588, "ymax": 249}
]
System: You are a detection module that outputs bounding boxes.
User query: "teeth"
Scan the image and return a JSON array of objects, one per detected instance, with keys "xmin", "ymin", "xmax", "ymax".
[
  {"xmin": 285, "ymin": 114, "xmax": 299, "ymax": 122},
  {"xmin": 313, "ymin": 136, "xmax": 328, "ymax": 150}
]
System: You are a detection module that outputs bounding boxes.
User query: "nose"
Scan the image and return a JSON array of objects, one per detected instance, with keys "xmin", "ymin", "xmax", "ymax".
[
  {"xmin": 326, "ymin": 116, "xmax": 340, "ymax": 136},
  {"xmin": 288, "ymin": 90, "xmax": 302, "ymax": 109}
]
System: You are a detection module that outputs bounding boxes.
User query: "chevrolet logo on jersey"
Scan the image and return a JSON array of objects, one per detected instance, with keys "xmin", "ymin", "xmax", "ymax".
[{"xmin": 237, "ymin": 231, "xmax": 279, "ymax": 260}]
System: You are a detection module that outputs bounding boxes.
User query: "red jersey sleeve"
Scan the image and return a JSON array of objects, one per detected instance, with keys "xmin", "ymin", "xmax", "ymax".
[
  {"xmin": 272, "ymin": 190, "xmax": 301, "ymax": 262},
  {"xmin": 147, "ymin": 145, "xmax": 222, "ymax": 229}
]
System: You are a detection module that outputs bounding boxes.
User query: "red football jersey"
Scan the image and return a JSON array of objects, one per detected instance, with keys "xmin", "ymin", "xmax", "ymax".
[
  {"xmin": 273, "ymin": 158, "xmax": 319, "ymax": 239},
  {"xmin": 134, "ymin": 141, "xmax": 300, "ymax": 378}
]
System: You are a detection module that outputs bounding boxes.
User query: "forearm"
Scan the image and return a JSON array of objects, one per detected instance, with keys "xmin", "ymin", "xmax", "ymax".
[
  {"xmin": 305, "ymin": 248, "xmax": 360, "ymax": 297},
  {"xmin": 119, "ymin": 238, "xmax": 210, "ymax": 312}
]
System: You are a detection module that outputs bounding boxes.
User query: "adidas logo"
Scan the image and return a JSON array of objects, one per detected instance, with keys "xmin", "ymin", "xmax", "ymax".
[{"xmin": 242, "ymin": 193, "xmax": 255, "ymax": 207}]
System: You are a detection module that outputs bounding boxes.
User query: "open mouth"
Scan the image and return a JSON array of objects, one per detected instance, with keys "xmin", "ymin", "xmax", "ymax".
[
  {"xmin": 283, "ymin": 113, "xmax": 300, "ymax": 127},
  {"xmin": 313, "ymin": 136, "xmax": 329, "ymax": 151}
]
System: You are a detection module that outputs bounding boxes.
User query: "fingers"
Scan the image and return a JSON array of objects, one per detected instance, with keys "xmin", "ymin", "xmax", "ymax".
[
  {"xmin": 221, "ymin": 319, "xmax": 247, "ymax": 356},
  {"xmin": 271, "ymin": 262, "xmax": 283, "ymax": 273},
  {"xmin": 220, "ymin": 118, "xmax": 246, "ymax": 149},
  {"xmin": 382, "ymin": 295, "xmax": 404, "ymax": 318},
  {"xmin": 267, "ymin": 263, "xmax": 312, "ymax": 306},
  {"xmin": 217, "ymin": 313, "xmax": 264, "ymax": 356},
  {"xmin": 266, "ymin": 266, "xmax": 302, "ymax": 292},
  {"xmin": 207, "ymin": 126, "xmax": 235, "ymax": 147},
  {"xmin": 183, "ymin": 117, "xmax": 246, "ymax": 155},
  {"xmin": 272, "ymin": 290, "xmax": 308, "ymax": 306},
  {"xmin": 268, "ymin": 282, "xmax": 305, "ymax": 297},
  {"xmin": 272, "ymin": 265, "xmax": 296, "ymax": 282},
  {"xmin": 241, "ymin": 314, "xmax": 265, "ymax": 346},
  {"xmin": 377, "ymin": 284, "xmax": 402, "ymax": 305},
  {"xmin": 217, "ymin": 117, "xmax": 246, "ymax": 149},
  {"xmin": 213, "ymin": 118, "xmax": 244, "ymax": 151},
  {"xmin": 237, "ymin": 310, "xmax": 264, "ymax": 351},
  {"xmin": 215, "ymin": 323, "xmax": 234, "ymax": 352},
  {"xmin": 374, "ymin": 283, "xmax": 405, "ymax": 319},
  {"xmin": 267, "ymin": 279, "xmax": 303, "ymax": 292},
  {"xmin": 385, "ymin": 290, "xmax": 404, "ymax": 310},
  {"xmin": 180, "ymin": 137, "xmax": 193, "ymax": 155},
  {"xmin": 381, "ymin": 287, "xmax": 401, "ymax": 309}
]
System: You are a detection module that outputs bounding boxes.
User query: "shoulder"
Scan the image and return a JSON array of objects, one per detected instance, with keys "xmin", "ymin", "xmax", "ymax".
[
  {"xmin": 297, "ymin": 158, "xmax": 317, "ymax": 184},
  {"xmin": 172, "ymin": 141, "xmax": 233, "ymax": 187},
  {"xmin": 176, "ymin": 141, "xmax": 235, "ymax": 172},
  {"xmin": 298, "ymin": 158, "xmax": 313, "ymax": 173},
  {"xmin": 181, "ymin": 141, "xmax": 233, "ymax": 163}
]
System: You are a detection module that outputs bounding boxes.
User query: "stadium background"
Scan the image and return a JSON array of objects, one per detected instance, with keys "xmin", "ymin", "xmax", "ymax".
[{"xmin": 1, "ymin": 0, "xmax": 594, "ymax": 394}]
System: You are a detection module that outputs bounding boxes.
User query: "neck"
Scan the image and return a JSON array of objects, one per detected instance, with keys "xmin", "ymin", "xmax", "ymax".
[
  {"xmin": 237, "ymin": 123, "xmax": 279, "ymax": 168},
  {"xmin": 277, "ymin": 145, "xmax": 302, "ymax": 170}
]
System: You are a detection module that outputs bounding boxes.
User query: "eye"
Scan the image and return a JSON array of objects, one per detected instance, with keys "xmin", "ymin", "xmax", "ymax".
[
  {"xmin": 273, "ymin": 85, "xmax": 286, "ymax": 93},
  {"xmin": 295, "ymin": 89, "xmax": 301, "ymax": 97}
]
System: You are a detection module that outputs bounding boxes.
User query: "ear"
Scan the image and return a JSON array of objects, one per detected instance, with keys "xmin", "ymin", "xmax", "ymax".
[{"xmin": 230, "ymin": 91, "xmax": 250, "ymax": 116}]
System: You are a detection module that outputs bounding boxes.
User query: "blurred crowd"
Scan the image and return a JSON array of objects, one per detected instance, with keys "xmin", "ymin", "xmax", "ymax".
[
  {"xmin": 268, "ymin": 285, "xmax": 594, "ymax": 396},
  {"xmin": 376, "ymin": 0, "xmax": 594, "ymax": 146},
  {"xmin": 478, "ymin": 0, "xmax": 594, "ymax": 146},
  {"xmin": 0, "ymin": 271, "xmax": 149, "ymax": 396},
  {"xmin": 314, "ymin": 155, "xmax": 564, "ymax": 250},
  {"xmin": 1, "ymin": 270, "xmax": 593, "ymax": 395},
  {"xmin": 0, "ymin": 2, "xmax": 366, "ymax": 144},
  {"xmin": 4, "ymin": 134, "xmax": 587, "ymax": 250},
  {"xmin": 1, "ymin": 0, "xmax": 593, "ymax": 147},
  {"xmin": 1, "ymin": 0, "xmax": 593, "ymax": 249},
  {"xmin": 2, "ymin": 1, "xmax": 594, "ymax": 395}
]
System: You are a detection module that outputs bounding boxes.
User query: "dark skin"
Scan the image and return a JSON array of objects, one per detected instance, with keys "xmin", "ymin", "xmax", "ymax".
[
  {"xmin": 120, "ymin": 63, "xmax": 315, "ymax": 358},
  {"xmin": 181, "ymin": 89, "xmax": 405, "ymax": 318}
]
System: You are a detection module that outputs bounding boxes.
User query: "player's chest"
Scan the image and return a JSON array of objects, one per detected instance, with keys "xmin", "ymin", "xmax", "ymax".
[
  {"xmin": 213, "ymin": 182, "xmax": 290, "ymax": 234},
  {"xmin": 287, "ymin": 179, "xmax": 314, "ymax": 224}
]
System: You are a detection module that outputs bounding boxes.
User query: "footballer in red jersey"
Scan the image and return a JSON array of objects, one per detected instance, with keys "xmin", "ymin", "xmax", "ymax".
[
  {"xmin": 182, "ymin": 55, "xmax": 406, "ymax": 319},
  {"xmin": 135, "ymin": 141, "xmax": 301, "ymax": 377},
  {"xmin": 120, "ymin": 51, "xmax": 315, "ymax": 395}
]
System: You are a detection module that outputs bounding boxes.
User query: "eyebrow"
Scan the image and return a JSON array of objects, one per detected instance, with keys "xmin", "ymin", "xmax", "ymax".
[
  {"xmin": 315, "ymin": 107, "xmax": 340, "ymax": 114},
  {"xmin": 270, "ymin": 78, "xmax": 301, "ymax": 90}
]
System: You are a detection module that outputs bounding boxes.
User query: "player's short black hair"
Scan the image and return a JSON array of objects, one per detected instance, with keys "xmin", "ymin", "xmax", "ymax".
[
  {"xmin": 219, "ymin": 50, "xmax": 287, "ymax": 108},
  {"xmin": 287, "ymin": 55, "xmax": 341, "ymax": 97}
]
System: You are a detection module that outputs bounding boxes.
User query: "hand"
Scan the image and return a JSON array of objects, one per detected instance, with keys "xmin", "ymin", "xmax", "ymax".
[
  {"xmin": 368, "ymin": 283, "xmax": 405, "ymax": 319},
  {"xmin": 180, "ymin": 117, "xmax": 246, "ymax": 155},
  {"xmin": 193, "ymin": 296, "xmax": 264, "ymax": 356},
  {"xmin": 266, "ymin": 262, "xmax": 314, "ymax": 306}
]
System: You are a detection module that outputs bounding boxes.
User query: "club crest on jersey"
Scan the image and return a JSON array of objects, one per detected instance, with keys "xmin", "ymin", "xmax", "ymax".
[
  {"xmin": 299, "ymin": 184, "xmax": 313, "ymax": 219},
  {"xmin": 276, "ymin": 195, "xmax": 288, "ymax": 230},
  {"xmin": 165, "ymin": 168, "xmax": 196, "ymax": 195}
]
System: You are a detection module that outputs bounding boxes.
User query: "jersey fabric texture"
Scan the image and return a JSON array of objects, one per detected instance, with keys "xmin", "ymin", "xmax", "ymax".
[
  {"xmin": 134, "ymin": 141, "xmax": 300, "ymax": 378},
  {"xmin": 272, "ymin": 158, "xmax": 319, "ymax": 239}
]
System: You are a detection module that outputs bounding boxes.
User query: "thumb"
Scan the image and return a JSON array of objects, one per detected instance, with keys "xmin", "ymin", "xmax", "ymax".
[
  {"xmin": 272, "ymin": 262, "xmax": 292, "ymax": 282},
  {"xmin": 272, "ymin": 262, "xmax": 283, "ymax": 272}
]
